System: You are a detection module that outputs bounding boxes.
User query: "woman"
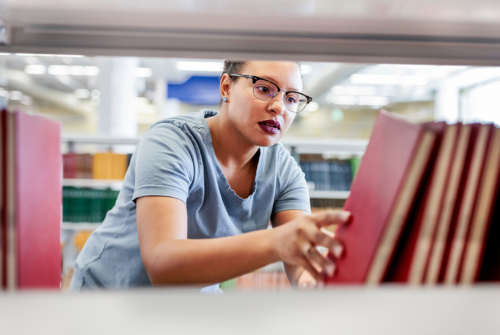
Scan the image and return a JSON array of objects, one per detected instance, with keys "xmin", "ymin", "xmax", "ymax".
[{"xmin": 70, "ymin": 60, "xmax": 350, "ymax": 291}]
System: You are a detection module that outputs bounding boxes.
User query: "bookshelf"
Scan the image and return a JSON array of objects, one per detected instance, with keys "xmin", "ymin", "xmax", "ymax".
[
  {"xmin": 62, "ymin": 178, "xmax": 123, "ymax": 189},
  {"xmin": 61, "ymin": 223, "xmax": 101, "ymax": 231}
]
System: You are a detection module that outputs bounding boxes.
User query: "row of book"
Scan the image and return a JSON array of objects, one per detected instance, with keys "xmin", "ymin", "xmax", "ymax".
[
  {"xmin": 63, "ymin": 152, "xmax": 132, "ymax": 180},
  {"xmin": 63, "ymin": 187, "xmax": 119, "ymax": 223},
  {"xmin": 299, "ymin": 155, "xmax": 359, "ymax": 191},
  {"xmin": 310, "ymin": 199, "xmax": 346, "ymax": 209},
  {"xmin": 1, "ymin": 110, "xmax": 61, "ymax": 290},
  {"xmin": 327, "ymin": 110, "xmax": 500, "ymax": 285}
]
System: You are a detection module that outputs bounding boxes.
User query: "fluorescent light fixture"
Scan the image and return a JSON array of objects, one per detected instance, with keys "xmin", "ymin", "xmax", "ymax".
[
  {"xmin": 56, "ymin": 55, "xmax": 84, "ymax": 58},
  {"xmin": 16, "ymin": 53, "xmax": 55, "ymax": 57},
  {"xmin": 300, "ymin": 64, "xmax": 312, "ymax": 74},
  {"xmin": 135, "ymin": 67, "xmax": 153, "ymax": 78},
  {"xmin": 84, "ymin": 66, "xmax": 99, "ymax": 76},
  {"xmin": 332, "ymin": 86, "xmax": 376, "ymax": 96},
  {"xmin": 68, "ymin": 66, "xmax": 85, "ymax": 76},
  {"xmin": 331, "ymin": 95, "xmax": 389, "ymax": 106},
  {"xmin": 0, "ymin": 53, "xmax": 9, "ymax": 56},
  {"xmin": 306, "ymin": 101, "xmax": 319, "ymax": 112},
  {"xmin": 48, "ymin": 65, "xmax": 99, "ymax": 76},
  {"xmin": 350, "ymin": 74, "xmax": 428, "ymax": 86},
  {"xmin": 176, "ymin": 61, "xmax": 223, "ymax": 72},
  {"xmin": 25, "ymin": 64, "xmax": 46, "ymax": 75},
  {"xmin": 9, "ymin": 91, "xmax": 23, "ymax": 101},
  {"xmin": 48, "ymin": 65, "xmax": 69, "ymax": 75},
  {"xmin": 74, "ymin": 89, "xmax": 90, "ymax": 99}
]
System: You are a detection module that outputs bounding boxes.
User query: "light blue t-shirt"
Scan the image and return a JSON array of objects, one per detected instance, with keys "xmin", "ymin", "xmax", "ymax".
[{"xmin": 70, "ymin": 109, "xmax": 311, "ymax": 290}]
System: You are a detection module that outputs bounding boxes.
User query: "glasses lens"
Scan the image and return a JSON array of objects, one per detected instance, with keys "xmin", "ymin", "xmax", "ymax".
[
  {"xmin": 253, "ymin": 79, "xmax": 277, "ymax": 101},
  {"xmin": 285, "ymin": 93, "xmax": 309, "ymax": 113}
]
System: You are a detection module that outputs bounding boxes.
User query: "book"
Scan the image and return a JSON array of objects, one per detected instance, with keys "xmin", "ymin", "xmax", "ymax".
[
  {"xmin": 426, "ymin": 124, "xmax": 471, "ymax": 283},
  {"xmin": 408, "ymin": 123, "xmax": 459, "ymax": 285},
  {"xmin": 326, "ymin": 110, "xmax": 436, "ymax": 284},
  {"xmin": 13, "ymin": 111, "xmax": 61, "ymax": 289},
  {"xmin": 444, "ymin": 124, "xmax": 493, "ymax": 284},
  {"xmin": 460, "ymin": 127, "xmax": 500, "ymax": 284}
]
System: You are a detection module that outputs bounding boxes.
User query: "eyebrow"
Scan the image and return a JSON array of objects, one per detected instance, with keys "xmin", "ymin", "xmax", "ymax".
[{"xmin": 259, "ymin": 75, "xmax": 301, "ymax": 92}]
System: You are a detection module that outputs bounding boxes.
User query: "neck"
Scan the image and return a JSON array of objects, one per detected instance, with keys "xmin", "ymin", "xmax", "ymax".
[{"xmin": 206, "ymin": 108, "xmax": 259, "ymax": 170}]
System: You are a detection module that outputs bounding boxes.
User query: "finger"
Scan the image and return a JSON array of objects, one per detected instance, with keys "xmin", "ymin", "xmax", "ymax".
[
  {"xmin": 305, "ymin": 246, "xmax": 336, "ymax": 277},
  {"xmin": 301, "ymin": 224, "xmax": 345, "ymax": 259},
  {"xmin": 299, "ymin": 257, "xmax": 324, "ymax": 284},
  {"xmin": 309, "ymin": 210, "xmax": 351, "ymax": 228}
]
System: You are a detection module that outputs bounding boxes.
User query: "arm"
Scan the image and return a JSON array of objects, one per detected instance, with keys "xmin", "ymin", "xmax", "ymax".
[{"xmin": 137, "ymin": 196, "xmax": 350, "ymax": 286}]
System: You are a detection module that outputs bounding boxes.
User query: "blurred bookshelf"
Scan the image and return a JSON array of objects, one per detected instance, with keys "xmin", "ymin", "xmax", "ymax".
[{"xmin": 60, "ymin": 135, "xmax": 364, "ymax": 290}]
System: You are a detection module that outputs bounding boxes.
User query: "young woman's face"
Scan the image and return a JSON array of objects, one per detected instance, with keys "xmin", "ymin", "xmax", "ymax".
[{"xmin": 224, "ymin": 61, "xmax": 303, "ymax": 147}]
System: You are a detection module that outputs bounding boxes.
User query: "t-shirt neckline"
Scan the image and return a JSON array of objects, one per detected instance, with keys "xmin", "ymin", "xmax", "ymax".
[{"xmin": 200, "ymin": 109, "xmax": 265, "ymax": 205}]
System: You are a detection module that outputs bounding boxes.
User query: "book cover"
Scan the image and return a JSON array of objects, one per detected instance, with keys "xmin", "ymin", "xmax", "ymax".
[
  {"xmin": 15, "ymin": 111, "xmax": 62, "ymax": 289},
  {"xmin": 326, "ymin": 110, "xmax": 432, "ymax": 284}
]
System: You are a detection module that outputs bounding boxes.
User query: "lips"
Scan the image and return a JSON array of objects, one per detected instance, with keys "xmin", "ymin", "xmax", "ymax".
[{"xmin": 258, "ymin": 119, "xmax": 281, "ymax": 135}]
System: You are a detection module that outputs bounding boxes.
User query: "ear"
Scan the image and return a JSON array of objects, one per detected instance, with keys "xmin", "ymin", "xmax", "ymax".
[{"xmin": 220, "ymin": 73, "xmax": 231, "ymax": 99}]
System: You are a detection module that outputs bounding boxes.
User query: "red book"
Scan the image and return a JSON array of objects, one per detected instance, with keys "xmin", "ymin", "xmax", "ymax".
[
  {"xmin": 444, "ymin": 124, "xmax": 493, "ymax": 284},
  {"xmin": 407, "ymin": 123, "xmax": 459, "ymax": 284},
  {"xmin": 326, "ymin": 110, "xmax": 436, "ymax": 284},
  {"xmin": 6, "ymin": 111, "xmax": 61, "ymax": 290},
  {"xmin": 461, "ymin": 126, "xmax": 500, "ymax": 283}
]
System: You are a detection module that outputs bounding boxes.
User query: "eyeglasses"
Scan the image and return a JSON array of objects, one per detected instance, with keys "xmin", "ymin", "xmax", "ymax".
[{"xmin": 229, "ymin": 74, "xmax": 313, "ymax": 113}]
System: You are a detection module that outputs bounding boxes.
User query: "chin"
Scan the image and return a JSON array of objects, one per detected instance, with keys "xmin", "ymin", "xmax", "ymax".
[{"xmin": 252, "ymin": 134, "xmax": 281, "ymax": 147}]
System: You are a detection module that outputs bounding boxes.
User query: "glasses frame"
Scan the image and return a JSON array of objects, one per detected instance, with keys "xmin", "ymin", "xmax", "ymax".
[{"xmin": 228, "ymin": 74, "xmax": 313, "ymax": 113}]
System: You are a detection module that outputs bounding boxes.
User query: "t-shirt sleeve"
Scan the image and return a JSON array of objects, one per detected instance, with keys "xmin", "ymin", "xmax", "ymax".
[
  {"xmin": 272, "ymin": 145, "xmax": 311, "ymax": 215},
  {"xmin": 132, "ymin": 123, "xmax": 198, "ymax": 204}
]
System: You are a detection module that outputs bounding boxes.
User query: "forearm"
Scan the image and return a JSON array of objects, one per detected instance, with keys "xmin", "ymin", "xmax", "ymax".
[{"xmin": 143, "ymin": 229, "xmax": 279, "ymax": 286}]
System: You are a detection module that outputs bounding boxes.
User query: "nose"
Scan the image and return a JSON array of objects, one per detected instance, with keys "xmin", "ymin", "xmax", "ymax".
[{"xmin": 268, "ymin": 91, "xmax": 286, "ymax": 116}]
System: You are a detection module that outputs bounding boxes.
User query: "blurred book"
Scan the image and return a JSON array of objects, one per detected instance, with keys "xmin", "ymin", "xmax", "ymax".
[{"xmin": 1, "ymin": 110, "xmax": 61, "ymax": 290}]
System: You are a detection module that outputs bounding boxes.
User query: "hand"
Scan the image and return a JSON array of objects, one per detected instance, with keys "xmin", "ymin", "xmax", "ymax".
[{"xmin": 270, "ymin": 210, "xmax": 351, "ymax": 285}]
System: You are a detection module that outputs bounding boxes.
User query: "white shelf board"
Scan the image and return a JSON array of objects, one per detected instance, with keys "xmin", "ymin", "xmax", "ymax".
[
  {"xmin": 63, "ymin": 178, "xmax": 123, "ymax": 189},
  {"xmin": 62, "ymin": 134, "xmax": 141, "ymax": 145},
  {"xmin": 280, "ymin": 138, "xmax": 367, "ymax": 156},
  {"xmin": 309, "ymin": 190, "xmax": 350, "ymax": 199},
  {"xmin": 61, "ymin": 222, "xmax": 100, "ymax": 231}
]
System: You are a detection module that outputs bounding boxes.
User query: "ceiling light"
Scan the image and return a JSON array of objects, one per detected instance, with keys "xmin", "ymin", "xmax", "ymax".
[
  {"xmin": 16, "ymin": 53, "xmax": 55, "ymax": 57},
  {"xmin": 300, "ymin": 65, "xmax": 312, "ymax": 74},
  {"xmin": 74, "ymin": 89, "xmax": 90, "ymax": 99},
  {"xmin": 350, "ymin": 74, "xmax": 428, "ymax": 86},
  {"xmin": 68, "ymin": 66, "xmax": 85, "ymax": 75},
  {"xmin": 331, "ymin": 95, "xmax": 389, "ymax": 106},
  {"xmin": 84, "ymin": 66, "xmax": 99, "ymax": 76},
  {"xmin": 48, "ymin": 65, "xmax": 69, "ymax": 75},
  {"xmin": 9, "ymin": 91, "xmax": 23, "ymax": 101},
  {"xmin": 176, "ymin": 61, "xmax": 223, "ymax": 72},
  {"xmin": 25, "ymin": 64, "xmax": 46, "ymax": 75},
  {"xmin": 135, "ymin": 67, "xmax": 153, "ymax": 78},
  {"xmin": 56, "ymin": 55, "xmax": 84, "ymax": 58},
  {"xmin": 332, "ymin": 86, "xmax": 376, "ymax": 96},
  {"xmin": 0, "ymin": 53, "xmax": 9, "ymax": 56}
]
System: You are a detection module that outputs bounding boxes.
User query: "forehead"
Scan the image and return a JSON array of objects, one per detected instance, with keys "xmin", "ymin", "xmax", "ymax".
[{"xmin": 242, "ymin": 61, "xmax": 303, "ymax": 91}]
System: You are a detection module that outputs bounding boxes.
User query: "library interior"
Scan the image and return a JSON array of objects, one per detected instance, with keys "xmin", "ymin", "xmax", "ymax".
[{"xmin": 2, "ymin": 0, "xmax": 500, "ymax": 334}]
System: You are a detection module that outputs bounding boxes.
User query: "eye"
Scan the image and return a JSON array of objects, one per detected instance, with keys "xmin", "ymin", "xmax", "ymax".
[
  {"xmin": 257, "ymin": 85, "xmax": 272, "ymax": 94},
  {"xmin": 286, "ymin": 95, "xmax": 298, "ymax": 104}
]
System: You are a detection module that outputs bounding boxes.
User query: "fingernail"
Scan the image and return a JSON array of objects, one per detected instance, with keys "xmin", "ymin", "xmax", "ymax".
[
  {"xmin": 333, "ymin": 244, "xmax": 344, "ymax": 258},
  {"xmin": 340, "ymin": 211, "xmax": 352, "ymax": 223},
  {"xmin": 326, "ymin": 264, "xmax": 335, "ymax": 277}
]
